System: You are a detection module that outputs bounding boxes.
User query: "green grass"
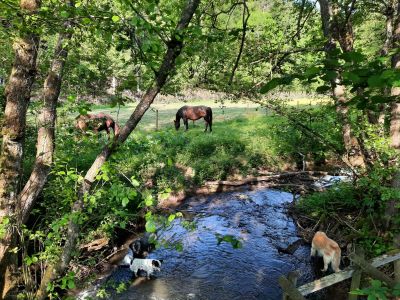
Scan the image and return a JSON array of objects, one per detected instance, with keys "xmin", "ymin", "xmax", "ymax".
[
  {"xmin": 90, "ymin": 99, "xmax": 266, "ymax": 131},
  {"xmin": 48, "ymin": 99, "xmax": 340, "ymax": 191}
]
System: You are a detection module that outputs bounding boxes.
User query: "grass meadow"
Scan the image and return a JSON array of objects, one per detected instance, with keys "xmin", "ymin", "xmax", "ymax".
[{"xmin": 45, "ymin": 97, "xmax": 338, "ymax": 193}]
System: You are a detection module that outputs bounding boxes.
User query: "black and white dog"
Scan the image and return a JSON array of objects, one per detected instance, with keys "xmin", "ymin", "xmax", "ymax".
[
  {"xmin": 119, "ymin": 235, "xmax": 156, "ymax": 267},
  {"xmin": 129, "ymin": 258, "xmax": 163, "ymax": 279},
  {"xmin": 130, "ymin": 237, "xmax": 155, "ymax": 258}
]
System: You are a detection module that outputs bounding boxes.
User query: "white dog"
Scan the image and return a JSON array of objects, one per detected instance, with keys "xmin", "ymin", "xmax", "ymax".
[{"xmin": 129, "ymin": 258, "xmax": 163, "ymax": 279}]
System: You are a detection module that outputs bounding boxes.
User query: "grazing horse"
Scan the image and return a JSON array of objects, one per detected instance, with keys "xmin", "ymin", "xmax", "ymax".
[
  {"xmin": 174, "ymin": 105, "xmax": 212, "ymax": 132},
  {"xmin": 75, "ymin": 113, "xmax": 120, "ymax": 139}
]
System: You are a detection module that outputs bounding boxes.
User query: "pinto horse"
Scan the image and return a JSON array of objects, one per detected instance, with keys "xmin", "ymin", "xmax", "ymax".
[
  {"xmin": 174, "ymin": 105, "xmax": 212, "ymax": 132},
  {"xmin": 75, "ymin": 113, "xmax": 120, "ymax": 139}
]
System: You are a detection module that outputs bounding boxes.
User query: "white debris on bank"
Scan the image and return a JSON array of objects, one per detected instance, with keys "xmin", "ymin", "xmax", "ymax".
[{"xmin": 313, "ymin": 175, "xmax": 351, "ymax": 190}]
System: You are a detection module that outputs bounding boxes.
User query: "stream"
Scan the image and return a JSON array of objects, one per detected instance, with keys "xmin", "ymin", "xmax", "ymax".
[{"xmin": 79, "ymin": 187, "xmax": 321, "ymax": 300}]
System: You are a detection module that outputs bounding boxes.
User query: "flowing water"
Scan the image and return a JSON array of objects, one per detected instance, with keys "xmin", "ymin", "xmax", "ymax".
[{"xmin": 80, "ymin": 187, "xmax": 316, "ymax": 300}]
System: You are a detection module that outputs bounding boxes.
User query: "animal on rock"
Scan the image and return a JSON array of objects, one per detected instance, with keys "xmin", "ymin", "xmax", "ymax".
[
  {"xmin": 174, "ymin": 105, "xmax": 212, "ymax": 132},
  {"xmin": 75, "ymin": 113, "xmax": 120, "ymax": 139},
  {"xmin": 311, "ymin": 231, "xmax": 341, "ymax": 273},
  {"xmin": 129, "ymin": 258, "xmax": 163, "ymax": 279}
]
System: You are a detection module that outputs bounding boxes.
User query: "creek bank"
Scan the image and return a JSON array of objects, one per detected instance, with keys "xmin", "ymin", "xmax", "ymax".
[
  {"xmin": 158, "ymin": 170, "xmax": 336, "ymax": 208},
  {"xmin": 73, "ymin": 171, "xmax": 354, "ymax": 300},
  {"xmin": 76, "ymin": 171, "xmax": 354, "ymax": 300}
]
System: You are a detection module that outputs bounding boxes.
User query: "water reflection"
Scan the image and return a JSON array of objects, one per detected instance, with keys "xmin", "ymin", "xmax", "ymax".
[{"xmin": 83, "ymin": 188, "xmax": 315, "ymax": 300}]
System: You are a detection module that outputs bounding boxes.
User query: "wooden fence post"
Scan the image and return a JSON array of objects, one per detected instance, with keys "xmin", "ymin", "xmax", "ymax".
[
  {"xmin": 394, "ymin": 237, "xmax": 400, "ymax": 283},
  {"xmin": 282, "ymin": 271, "xmax": 299, "ymax": 300},
  {"xmin": 349, "ymin": 248, "xmax": 364, "ymax": 300},
  {"xmin": 156, "ymin": 109, "xmax": 159, "ymax": 131},
  {"xmin": 349, "ymin": 253, "xmax": 397, "ymax": 288},
  {"xmin": 279, "ymin": 271, "xmax": 305, "ymax": 300}
]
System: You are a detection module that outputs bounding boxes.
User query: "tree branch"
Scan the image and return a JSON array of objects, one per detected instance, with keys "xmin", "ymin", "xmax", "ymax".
[{"xmin": 228, "ymin": 0, "xmax": 249, "ymax": 85}]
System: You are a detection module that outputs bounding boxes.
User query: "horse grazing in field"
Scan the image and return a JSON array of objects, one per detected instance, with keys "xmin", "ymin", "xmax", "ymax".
[
  {"xmin": 75, "ymin": 113, "xmax": 120, "ymax": 139},
  {"xmin": 174, "ymin": 105, "xmax": 212, "ymax": 132}
]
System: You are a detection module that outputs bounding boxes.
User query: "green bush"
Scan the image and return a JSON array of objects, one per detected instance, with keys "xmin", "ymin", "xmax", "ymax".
[{"xmin": 297, "ymin": 165, "xmax": 400, "ymax": 255}]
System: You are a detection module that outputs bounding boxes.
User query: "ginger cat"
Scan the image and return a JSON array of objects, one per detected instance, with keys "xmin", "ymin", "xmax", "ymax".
[{"xmin": 311, "ymin": 231, "xmax": 341, "ymax": 273}]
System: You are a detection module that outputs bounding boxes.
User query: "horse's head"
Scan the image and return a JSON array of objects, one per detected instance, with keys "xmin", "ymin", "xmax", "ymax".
[{"xmin": 174, "ymin": 119, "xmax": 180, "ymax": 130}]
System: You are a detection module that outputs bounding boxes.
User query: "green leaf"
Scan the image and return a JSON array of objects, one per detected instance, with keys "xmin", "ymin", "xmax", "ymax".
[
  {"xmin": 260, "ymin": 78, "xmax": 281, "ymax": 94},
  {"xmin": 60, "ymin": 11, "xmax": 69, "ymax": 18},
  {"xmin": 122, "ymin": 197, "xmax": 129, "ymax": 207},
  {"xmin": 343, "ymin": 71, "xmax": 361, "ymax": 83},
  {"xmin": 82, "ymin": 17, "xmax": 91, "ymax": 24},
  {"xmin": 380, "ymin": 69, "xmax": 395, "ymax": 79},
  {"xmin": 370, "ymin": 95, "xmax": 388, "ymax": 104},
  {"xmin": 322, "ymin": 70, "xmax": 337, "ymax": 81},
  {"xmin": 112, "ymin": 15, "xmax": 120, "ymax": 22},
  {"xmin": 130, "ymin": 177, "xmax": 140, "ymax": 187},
  {"xmin": 168, "ymin": 214, "xmax": 176, "ymax": 222},
  {"xmin": 175, "ymin": 242, "xmax": 183, "ymax": 252},
  {"xmin": 67, "ymin": 280, "xmax": 76, "ymax": 289},
  {"xmin": 316, "ymin": 85, "xmax": 331, "ymax": 93},
  {"xmin": 368, "ymin": 75, "xmax": 384, "ymax": 88},
  {"xmin": 144, "ymin": 196, "xmax": 153, "ymax": 207},
  {"xmin": 304, "ymin": 66, "xmax": 321, "ymax": 78},
  {"xmin": 341, "ymin": 51, "xmax": 365, "ymax": 63},
  {"xmin": 145, "ymin": 220, "xmax": 157, "ymax": 233},
  {"xmin": 167, "ymin": 157, "xmax": 173, "ymax": 166}
]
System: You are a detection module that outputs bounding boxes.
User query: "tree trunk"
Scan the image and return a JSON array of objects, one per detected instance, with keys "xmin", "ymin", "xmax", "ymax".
[
  {"xmin": 391, "ymin": 5, "xmax": 400, "ymax": 149},
  {"xmin": 19, "ymin": 30, "xmax": 72, "ymax": 225},
  {"xmin": 391, "ymin": 2, "xmax": 400, "ymax": 150},
  {"xmin": 318, "ymin": 0, "xmax": 365, "ymax": 168},
  {"xmin": 35, "ymin": 0, "xmax": 201, "ymax": 298},
  {"xmin": 0, "ymin": 0, "xmax": 41, "ymax": 297},
  {"xmin": 384, "ymin": 5, "xmax": 400, "ymax": 282},
  {"xmin": 387, "ymin": 2, "xmax": 400, "ymax": 230},
  {"xmin": 381, "ymin": 0, "xmax": 395, "ymax": 56}
]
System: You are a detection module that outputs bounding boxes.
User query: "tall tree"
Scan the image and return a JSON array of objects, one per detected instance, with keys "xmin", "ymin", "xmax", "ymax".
[
  {"xmin": 19, "ymin": 30, "xmax": 73, "ymax": 225},
  {"xmin": 318, "ymin": 0, "xmax": 366, "ymax": 167},
  {"xmin": 391, "ymin": 2, "xmax": 400, "ymax": 150},
  {"xmin": 36, "ymin": 0, "xmax": 201, "ymax": 298},
  {"xmin": 0, "ymin": 0, "xmax": 41, "ymax": 297}
]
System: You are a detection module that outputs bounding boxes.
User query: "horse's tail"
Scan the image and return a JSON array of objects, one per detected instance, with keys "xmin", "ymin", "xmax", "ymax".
[{"xmin": 208, "ymin": 107, "xmax": 212, "ymax": 124}]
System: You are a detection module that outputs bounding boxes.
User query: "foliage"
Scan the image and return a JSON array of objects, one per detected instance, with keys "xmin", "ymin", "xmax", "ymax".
[
  {"xmin": 297, "ymin": 165, "xmax": 400, "ymax": 255},
  {"xmin": 350, "ymin": 280, "xmax": 400, "ymax": 300},
  {"xmin": 1, "ymin": 0, "xmax": 400, "ymax": 297}
]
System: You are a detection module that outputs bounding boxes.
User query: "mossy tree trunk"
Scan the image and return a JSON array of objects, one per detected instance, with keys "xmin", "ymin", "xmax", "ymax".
[
  {"xmin": 0, "ymin": 1, "xmax": 41, "ymax": 298},
  {"xmin": 19, "ymin": 29, "xmax": 72, "ymax": 225}
]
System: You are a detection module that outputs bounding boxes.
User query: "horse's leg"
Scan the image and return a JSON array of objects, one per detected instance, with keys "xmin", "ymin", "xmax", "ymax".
[
  {"xmin": 204, "ymin": 117, "xmax": 208, "ymax": 132},
  {"xmin": 184, "ymin": 118, "xmax": 189, "ymax": 131},
  {"xmin": 105, "ymin": 126, "xmax": 110, "ymax": 140}
]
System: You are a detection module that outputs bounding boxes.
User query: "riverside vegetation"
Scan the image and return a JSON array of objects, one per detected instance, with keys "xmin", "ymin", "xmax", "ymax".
[{"xmin": 0, "ymin": 0, "xmax": 400, "ymax": 299}]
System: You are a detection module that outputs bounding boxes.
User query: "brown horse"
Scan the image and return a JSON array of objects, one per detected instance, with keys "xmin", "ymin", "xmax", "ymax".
[
  {"xmin": 75, "ymin": 113, "xmax": 120, "ymax": 139},
  {"xmin": 174, "ymin": 105, "xmax": 212, "ymax": 132}
]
